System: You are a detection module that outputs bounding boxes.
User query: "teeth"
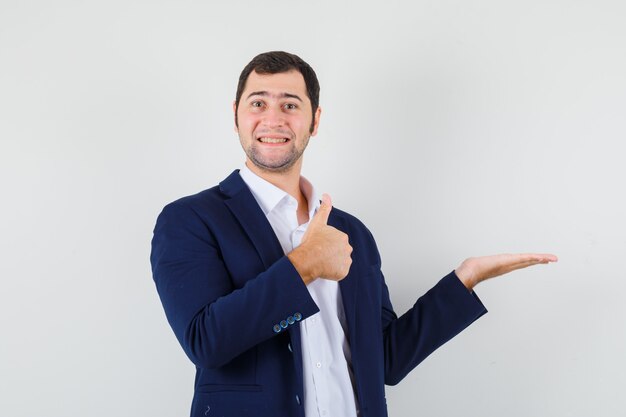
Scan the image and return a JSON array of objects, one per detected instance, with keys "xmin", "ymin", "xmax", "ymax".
[{"xmin": 259, "ymin": 137, "xmax": 288, "ymax": 143}]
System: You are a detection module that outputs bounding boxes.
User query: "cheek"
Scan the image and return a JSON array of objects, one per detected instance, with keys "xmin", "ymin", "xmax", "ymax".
[
  {"xmin": 297, "ymin": 122, "xmax": 312, "ymax": 137},
  {"xmin": 238, "ymin": 114, "xmax": 259, "ymax": 131},
  {"xmin": 286, "ymin": 116, "xmax": 307, "ymax": 132}
]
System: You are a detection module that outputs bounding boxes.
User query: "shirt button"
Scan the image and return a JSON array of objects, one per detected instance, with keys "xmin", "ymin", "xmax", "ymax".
[
  {"xmin": 280, "ymin": 320, "xmax": 288, "ymax": 329},
  {"xmin": 272, "ymin": 324, "xmax": 281, "ymax": 333},
  {"xmin": 295, "ymin": 395, "xmax": 301, "ymax": 405},
  {"xmin": 316, "ymin": 362, "xmax": 322, "ymax": 368},
  {"xmin": 293, "ymin": 312, "xmax": 302, "ymax": 321}
]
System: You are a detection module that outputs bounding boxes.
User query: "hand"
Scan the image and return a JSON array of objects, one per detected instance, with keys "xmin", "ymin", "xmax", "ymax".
[
  {"xmin": 287, "ymin": 194, "xmax": 353, "ymax": 284},
  {"xmin": 455, "ymin": 253, "xmax": 558, "ymax": 290}
]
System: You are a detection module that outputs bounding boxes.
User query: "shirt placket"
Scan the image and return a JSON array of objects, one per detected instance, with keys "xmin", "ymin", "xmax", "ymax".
[{"xmin": 292, "ymin": 220, "xmax": 330, "ymax": 416}]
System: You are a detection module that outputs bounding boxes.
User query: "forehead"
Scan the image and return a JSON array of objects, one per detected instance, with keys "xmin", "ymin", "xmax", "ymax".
[{"xmin": 242, "ymin": 70, "xmax": 308, "ymax": 99}]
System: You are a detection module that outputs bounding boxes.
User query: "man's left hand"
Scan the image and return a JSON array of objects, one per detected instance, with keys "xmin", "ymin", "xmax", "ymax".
[{"xmin": 455, "ymin": 253, "xmax": 558, "ymax": 290}]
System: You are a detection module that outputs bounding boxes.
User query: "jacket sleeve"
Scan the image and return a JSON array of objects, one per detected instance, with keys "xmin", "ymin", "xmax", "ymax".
[
  {"xmin": 150, "ymin": 201, "xmax": 319, "ymax": 369},
  {"xmin": 352, "ymin": 225, "xmax": 488, "ymax": 386},
  {"xmin": 381, "ymin": 269, "xmax": 488, "ymax": 385}
]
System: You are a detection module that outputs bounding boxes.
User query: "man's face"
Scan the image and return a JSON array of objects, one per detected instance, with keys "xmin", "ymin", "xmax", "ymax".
[{"xmin": 234, "ymin": 70, "xmax": 321, "ymax": 173}]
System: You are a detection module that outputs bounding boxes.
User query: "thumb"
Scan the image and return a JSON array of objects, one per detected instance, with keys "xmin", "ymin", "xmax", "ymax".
[{"xmin": 311, "ymin": 193, "xmax": 332, "ymax": 226}]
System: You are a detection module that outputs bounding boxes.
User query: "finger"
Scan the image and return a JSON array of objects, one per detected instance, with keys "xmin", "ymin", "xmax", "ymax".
[
  {"xmin": 502, "ymin": 253, "xmax": 558, "ymax": 264},
  {"xmin": 540, "ymin": 254, "xmax": 558, "ymax": 262},
  {"xmin": 321, "ymin": 193, "xmax": 332, "ymax": 208},
  {"xmin": 507, "ymin": 259, "xmax": 544, "ymax": 272},
  {"xmin": 503, "ymin": 256, "xmax": 557, "ymax": 274},
  {"xmin": 519, "ymin": 253, "xmax": 559, "ymax": 264},
  {"xmin": 311, "ymin": 193, "xmax": 332, "ymax": 226}
]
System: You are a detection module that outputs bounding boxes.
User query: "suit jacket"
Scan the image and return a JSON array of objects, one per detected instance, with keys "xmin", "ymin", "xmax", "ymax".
[{"xmin": 150, "ymin": 170, "xmax": 487, "ymax": 417}]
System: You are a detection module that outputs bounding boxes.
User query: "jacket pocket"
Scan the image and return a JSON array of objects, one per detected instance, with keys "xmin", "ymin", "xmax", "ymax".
[
  {"xmin": 191, "ymin": 388, "xmax": 267, "ymax": 417},
  {"xmin": 196, "ymin": 384, "xmax": 262, "ymax": 393}
]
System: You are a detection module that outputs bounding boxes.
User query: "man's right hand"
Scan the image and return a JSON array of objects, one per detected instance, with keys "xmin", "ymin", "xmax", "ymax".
[{"xmin": 287, "ymin": 194, "xmax": 353, "ymax": 285}]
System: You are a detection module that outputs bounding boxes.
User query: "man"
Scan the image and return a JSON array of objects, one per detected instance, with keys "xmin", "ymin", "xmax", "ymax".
[{"xmin": 150, "ymin": 51, "xmax": 557, "ymax": 417}]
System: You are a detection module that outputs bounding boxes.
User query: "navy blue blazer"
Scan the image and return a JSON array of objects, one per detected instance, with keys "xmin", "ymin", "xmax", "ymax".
[{"xmin": 150, "ymin": 170, "xmax": 487, "ymax": 417}]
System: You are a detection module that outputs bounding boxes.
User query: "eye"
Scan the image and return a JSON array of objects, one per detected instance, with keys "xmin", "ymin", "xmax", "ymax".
[
  {"xmin": 284, "ymin": 103, "xmax": 297, "ymax": 110},
  {"xmin": 251, "ymin": 101, "xmax": 263, "ymax": 108}
]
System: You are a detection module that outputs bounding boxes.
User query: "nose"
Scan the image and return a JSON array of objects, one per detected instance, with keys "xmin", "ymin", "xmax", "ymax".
[{"xmin": 262, "ymin": 106, "xmax": 285, "ymax": 128}]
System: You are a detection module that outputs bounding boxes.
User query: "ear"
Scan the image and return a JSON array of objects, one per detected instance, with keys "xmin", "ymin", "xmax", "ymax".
[
  {"xmin": 232, "ymin": 101, "xmax": 238, "ymax": 132},
  {"xmin": 310, "ymin": 106, "xmax": 322, "ymax": 136}
]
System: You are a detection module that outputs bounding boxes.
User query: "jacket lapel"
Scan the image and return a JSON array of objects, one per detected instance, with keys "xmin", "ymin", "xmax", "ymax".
[
  {"xmin": 330, "ymin": 213, "xmax": 359, "ymax": 345},
  {"xmin": 220, "ymin": 170, "xmax": 307, "ymax": 382},
  {"xmin": 220, "ymin": 170, "xmax": 285, "ymax": 270}
]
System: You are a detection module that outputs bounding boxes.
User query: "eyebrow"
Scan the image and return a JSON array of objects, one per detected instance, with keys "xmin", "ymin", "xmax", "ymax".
[{"xmin": 246, "ymin": 91, "xmax": 303, "ymax": 102}]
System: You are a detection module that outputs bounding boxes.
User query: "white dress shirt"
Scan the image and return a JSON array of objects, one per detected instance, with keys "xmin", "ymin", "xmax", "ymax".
[{"xmin": 239, "ymin": 165, "xmax": 359, "ymax": 417}]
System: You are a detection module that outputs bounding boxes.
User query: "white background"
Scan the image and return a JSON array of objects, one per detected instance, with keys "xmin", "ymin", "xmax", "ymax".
[{"xmin": 1, "ymin": 1, "xmax": 625, "ymax": 416}]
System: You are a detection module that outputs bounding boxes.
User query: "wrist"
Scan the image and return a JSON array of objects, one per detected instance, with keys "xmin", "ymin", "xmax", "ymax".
[
  {"xmin": 287, "ymin": 247, "xmax": 317, "ymax": 285},
  {"xmin": 455, "ymin": 259, "xmax": 477, "ymax": 291}
]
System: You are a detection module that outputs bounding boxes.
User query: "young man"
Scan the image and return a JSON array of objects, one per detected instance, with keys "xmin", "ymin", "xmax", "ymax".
[{"xmin": 150, "ymin": 51, "xmax": 557, "ymax": 417}]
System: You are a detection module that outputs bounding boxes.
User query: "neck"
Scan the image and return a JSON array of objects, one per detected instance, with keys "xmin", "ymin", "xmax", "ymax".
[{"xmin": 245, "ymin": 159, "xmax": 304, "ymax": 202}]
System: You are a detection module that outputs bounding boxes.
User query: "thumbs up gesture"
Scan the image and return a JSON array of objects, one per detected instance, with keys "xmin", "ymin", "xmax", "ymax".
[{"xmin": 287, "ymin": 194, "xmax": 353, "ymax": 285}]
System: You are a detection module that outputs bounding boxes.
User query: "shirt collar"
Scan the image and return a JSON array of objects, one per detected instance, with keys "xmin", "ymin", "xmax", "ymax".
[{"xmin": 239, "ymin": 164, "xmax": 320, "ymax": 218}]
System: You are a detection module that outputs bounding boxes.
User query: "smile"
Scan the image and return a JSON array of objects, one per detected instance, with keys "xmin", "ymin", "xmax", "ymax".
[{"xmin": 258, "ymin": 137, "xmax": 289, "ymax": 143}]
